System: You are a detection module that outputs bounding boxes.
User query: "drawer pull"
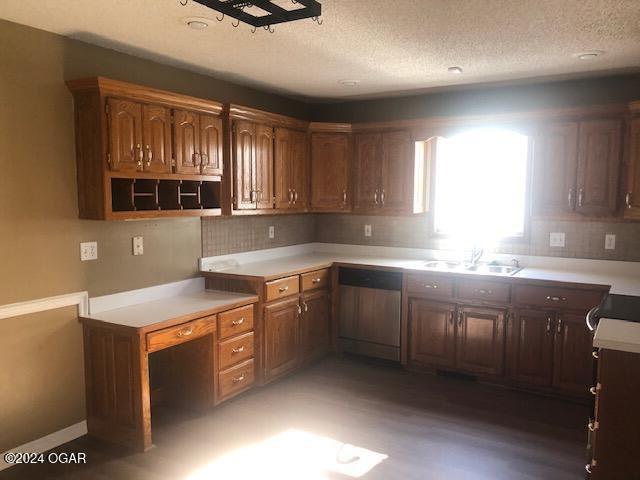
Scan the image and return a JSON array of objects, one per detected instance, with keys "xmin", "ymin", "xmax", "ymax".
[
  {"xmin": 589, "ymin": 384, "xmax": 601, "ymax": 395},
  {"xmin": 587, "ymin": 420, "xmax": 599, "ymax": 432},
  {"xmin": 232, "ymin": 346, "xmax": 245, "ymax": 354},
  {"xmin": 546, "ymin": 295, "xmax": 566, "ymax": 302},
  {"xmin": 177, "ymin": 326, "xmax": 194, "ymax": 337},
  {"xmin": 278, "ymin": 285, "xmax": 290, "ymax": 293},
  {"xmin": 585, "ymin": 464, "xmax": 592, "ymax": 474},
  {"xmin": 232, "ymin": 374, "xmax": 245, "ymax": 383},
  {"xmin": 477, "ymin": 289, "xmax": 492, "ymax": 295},
  {"xmin": 311, "ymin": 278, "xmax": 322, "ymax": 284},
  {"xmin": 592, "ymin": 350, "xmax": 599, "ymax": 359},
  {"xmin": 424, "ymin": 284, "xmax": 438, "ymax": 289},
  {"xmin": 231, "ymin": 317, "xmax": 245, "ymax": 326}
]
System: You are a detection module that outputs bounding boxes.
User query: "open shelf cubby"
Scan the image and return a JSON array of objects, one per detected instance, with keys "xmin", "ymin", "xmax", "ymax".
[{"xmin": 110, "ymin": 178, "xmax": 221, "ymax": 215}]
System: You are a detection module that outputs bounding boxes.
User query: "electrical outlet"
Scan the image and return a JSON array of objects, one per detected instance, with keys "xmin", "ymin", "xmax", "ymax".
[
  {"xmin": 549, "ymin": 232, "xmax": 565, "ymax": 248},
  {"xmin": 364, "ymin": 224, "xmax": 372, "ymax": 237},
  {"xmin": 605, "ymin": 233, "xmax": 616, "ymax": 250},
  {"xmin": 80, "ymin": 241, "xmax": 98, "ymax": 261},
  {"xmin": 132, "ymin": 236, "xmax": 144, "ymax": 256},
  {"xmin": 268, "ymin": 226, "xmax": 275, "ymax": 239}
]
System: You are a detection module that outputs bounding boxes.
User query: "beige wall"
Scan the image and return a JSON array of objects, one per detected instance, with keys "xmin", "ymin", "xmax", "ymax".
[{"xmin": 0, "ymin": 19, "xmax": 309, "ymax": 452}]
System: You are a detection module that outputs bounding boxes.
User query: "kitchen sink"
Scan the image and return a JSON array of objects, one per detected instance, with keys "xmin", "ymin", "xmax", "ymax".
[
  {"xmin": 465, "ymin": 264, "xmax": 522, "ymax": 275},
  {"xmin": 423, "ymin": 260, "xmax": 466, "ymax": 270}
]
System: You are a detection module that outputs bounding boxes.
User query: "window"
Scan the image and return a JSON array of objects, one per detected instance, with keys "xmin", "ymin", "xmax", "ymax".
[{"xmin": 432, "ymin": 128, "xmax": 529, "ymax": 241}]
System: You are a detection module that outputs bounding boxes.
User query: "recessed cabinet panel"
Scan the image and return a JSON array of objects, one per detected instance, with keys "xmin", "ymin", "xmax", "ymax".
[
  {"xmin": 310, "ymin": 133, "xmax": 350, "ymax": 211},
  {"xmin": 233, "ymin": 121, "xmax": 257, "ymax": 210},
  {"xmin": 264, "ymin": 297, "xmax": 300, "ymax": 382},
  {"xmin": 409, "ymin": 300, "xmax": 456, "ymax": 368},
  {"xmin": 552, "ymin": 313, "xmax": 594, "ymax": 395},
  {"xmin": 173, "ymin": 109, "xmax": 201, "ymax": 175},
  {"xmin": 300, "ymin": 290, "xmax": 330, "ymax": 361},
  {"xmin": 142, "ymin": 105, "xmax": 172, "ymax": 174},
  {"xmin": 456, "ymin": 307, "xmax": 505, "ymax": 376},
  {"xmin": 255, "ymin": 124, "xmax": 274, "ymax": 209},
  {"xmin": 108, "ymin": 98, "xmax": 143, "ymax": 173},
  {"xmin": 381, "ymin": 130, "xmax": 414, "ymax": 213},
  {"xmin": 353, "ymin": 133, "xmax": 383, "ymax": 211},
  {"xmin": 509, "ymin": 309, "xmax": 554, "ymax": 386},
  {"xmin": 200, "ymin": 114, "xmax": 223, "ymax": 176}
]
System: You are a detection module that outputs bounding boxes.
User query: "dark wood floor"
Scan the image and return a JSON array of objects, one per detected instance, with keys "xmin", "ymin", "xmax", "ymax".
[{"xmin": 1, "ymin": 356, "xmax": 590, "ymax": 480}]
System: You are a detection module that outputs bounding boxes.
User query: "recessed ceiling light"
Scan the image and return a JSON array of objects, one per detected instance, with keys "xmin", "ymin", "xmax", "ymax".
[
  {"xmin": 182, "ymin": 17, "xmax": 210, "ymax": 30},
  {"xmin": 338, "ymin": 79, "xmax": 360, "ymax": 87},
  {"xmin": 448, "ymin": 66, "xmax": 463, "ymax": 74},
  {"xmin": 574, "ymin": 50, "xmax": 605, "ymax": 60}
]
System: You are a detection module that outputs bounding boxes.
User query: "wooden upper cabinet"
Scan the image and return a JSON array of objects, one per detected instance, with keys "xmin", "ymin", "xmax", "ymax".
[
  {"xmin": 508, "ymin": 309, "xmax": 554, "ymax": 387},
  {"xmin": 141, "ymin": 105, "xmax": 172, "ymax": 174},
  {"xmin": 625, "ymin": 116, "xmax": 640, "ymax": 218},
  {"xmin": 380, "ymin": 130, "xmax": 414, "ymax": 213},
  {"xmin": 275, "ymin": 128, "xmax": 308, "ymax": 210},
  {"xmin": 233, "ymin": 120, "xmax": 257, "ymax": 210},
  {"xmin": 576, "ymin": 118, "xmax": 622, "ymax": 215},
  {"xmin": 255, "ymin": 124, "xmax": 274, "ymax": 209},
  {"xmin": 173, "ymin": 109, "xmax": 201, "ymax": 175},
  {"xmin": 456, "ymin": 306, "xmax": 505, "ymax": 376},
  {"xmin": 199, "ymin": 114, "xmax": 223, "ymax": 176},
  {"xmin": 353, "ymin": 133, "xmax": 383, "ymax": 211},
  {"xmin": 310, "ymin": 132, "xmax": 350, "ymax": 212},
  {"xmin": 533, "ymin": 122, "xmax": 579, "ymax": 215},
  {"xmin": 107, "ymin": 98, "xmax": 143, "ymax": 173},
  {"xmin": 409, "ymin": 299, "xmax": 456, "ymax": 369}
]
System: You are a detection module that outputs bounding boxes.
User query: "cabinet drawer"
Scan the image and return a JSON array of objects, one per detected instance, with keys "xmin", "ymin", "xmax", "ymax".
[
  {"xmin": 457, "ymin": 279, "xmax": 510, "ymax": 303},
  {"xmin": 218, "ymin": 304, "xmax": 254, "ymax": 340},
  {"xmin": 147, "ymin": 316, "xmax": 215, "ymax": 352},
  {"xmin": 513, "ymin": 285, "xmax": 604, "ymax": 311},
  {"xmin": 407, "ymin": 273, "xmax": 454, "ymax": 298},
  {"xmin": 218, "ymin": 358, "xmax": 254, "ymax": 400},
  {"xmin": 301, "ymin": 268, "xmax": 331, "ymax": 292},
  {"xmin": 265, "ymin": 275, "xmax": 300, "ymax": 302},
  {"xmin": 218, "ymin": 332, "xmax": 254, "ymax": 370}
]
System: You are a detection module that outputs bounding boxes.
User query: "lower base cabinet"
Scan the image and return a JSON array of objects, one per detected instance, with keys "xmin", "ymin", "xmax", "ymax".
[
  {"xmin": 300, "ymin": 290, "xmax": 331, "ymax": 362},
  {"xmin": 264, "ymin": 296, "xmax": 300, "ymax": 382},
  {"xmin": 409, "ymin": 300, "xmax": 456, "ymax": 368}
]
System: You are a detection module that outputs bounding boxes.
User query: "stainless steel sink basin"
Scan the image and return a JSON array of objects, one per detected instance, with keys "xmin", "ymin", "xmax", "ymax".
[
  {"xmin": 423, "ymin": 260, "xmax": 466, "ymax": 270},
  {"xmin": 465, "ymin": 264, "xmax": 522, "ymax": 275}
]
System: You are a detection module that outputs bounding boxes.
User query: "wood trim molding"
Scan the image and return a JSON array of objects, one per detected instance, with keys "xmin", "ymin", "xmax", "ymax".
[
  {"xmin": 308, "ymin": 122, "xmax": 352, "ymax": 133},
  {"xmin": 228, "ymin": 104, "xmax": 308, "ymax": 130},
  {"xmin": 66, "ymin": 77, "xmax": 224, "ymax": 115},
  {"xmin": 0, "ymin": 421, "xmax": 88, "ymax": 471},
  {"xmin": 0, "ymin": 291, "xmax": 89, "ymax": 321}
]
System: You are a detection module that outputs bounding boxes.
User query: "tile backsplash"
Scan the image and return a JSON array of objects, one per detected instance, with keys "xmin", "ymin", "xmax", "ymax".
[{"xmin": 202, "ymin": 213, "xmax": 640, "ymax": 262}]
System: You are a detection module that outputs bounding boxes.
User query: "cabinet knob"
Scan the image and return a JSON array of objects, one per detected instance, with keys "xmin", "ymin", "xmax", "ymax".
[
  {"xmin": 592, "ymin": 350, "xmax": 599, "ymax": 359},
  {"xmin": 477, "ymin": 289, "xmax": 492, "ymax": 295},
  {"xmin": 423, "ymin": 284, "xmax": 438, "ymax": 289}
]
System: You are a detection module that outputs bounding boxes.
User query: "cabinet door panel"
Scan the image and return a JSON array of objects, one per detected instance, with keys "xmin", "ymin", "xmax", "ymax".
[
  {"xmin": 142, "ymin": 105, "xmax": 171, "ymax": 174},
  {"xmin": 456, "ymin": 306, "xmax": 505, "ymax": 376},
  {"xmin": 533, "ymin": 122, "xmax": 578, "ymax": 214},
  {"xmin": 274, "ymin": 128, "xmax": 293, "ymax": 209},
  {"xmin": 300, "ymin": 290, "xmax": 330, "ymax": 361},
  {"xmin": 108, "ymin": 98, "xmax": 142, "ymax": 173},
  {"xmin": 173, "ymin": 109, "xmax": 200, "ymax": 175},
  {"xmin": 264, "ymin": 297, "xmax": 299, "ymax": 381},
  {"xmin": 233, "ymin": 121, "xmax": 256, "ymax": 209},
  {"xmin": 311, "ymin": 133, "xmax": 350, "ymax": 211},
  {"xmin": 552, "ymin": 313, "xmax": 593, "ymax": 395},
  {"xmin": 409, "ymin": 300, "xmax": 456, "ymax": 368},
  {"xmin": 576, "ymin": 119, "xmax": 622, "ymax": 215},
  {"xmin": 381, "ymin": 131, "xmax": 414, "ymax": 213},
  {"xmin": 624, "ymin": 117, "xmax": 640, "ymax": 218},
  {"xmin": 200, "ymin": 114, "xmax": 223, "ymax": 176},
  {"xmin": 509, "ymin": 309, "xmax": 554, "ymax": 386},
  {"xmin": 353, "ymin": 133, "xmax": 382, "ymax": 211},
  {"xmin": 290, "ymin": 130, "xmax": 308, "ymax": 210},
  {"xmin": 255, "ymin": 124, "xmax": 274, "ymax": 209}
]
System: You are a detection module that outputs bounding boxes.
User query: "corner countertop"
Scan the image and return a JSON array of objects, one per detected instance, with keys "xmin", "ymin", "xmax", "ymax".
[
  {"xmin": 594, "ymin": 318, "xmax": 640, "ymax": 354},
  {"xmin": 80, "ymin": 289, "xmax": 258, "ymax": 330},
  {"xmin": 201, "ymin": 251, "xmax": 640, "ymax": 296}
]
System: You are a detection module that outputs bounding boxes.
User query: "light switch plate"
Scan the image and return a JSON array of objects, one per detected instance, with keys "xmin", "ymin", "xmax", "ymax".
[
  {"xmin": 80, "ymin": 241, "xmax": 98, "ymax": 261},
  {"xmin": 605, "ymin": 233, "xmax": 616, "ymax": 250},
  {"xmin": 132, "ymin": 236, "xmax": 144, "ymax": 256},
  {"xmin": 549, "ymin": 232, "xmax": 565, "ymax": 248},
  {"xmin": 364, "ymin": 225, "xmax": 372, "ymax": 237},
  {"xmin": 268, "ymin": 226, "xmax": 275, "ymax": 239}
]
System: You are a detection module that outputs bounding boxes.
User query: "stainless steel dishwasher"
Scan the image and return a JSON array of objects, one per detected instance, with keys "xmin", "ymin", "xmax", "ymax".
[{"xmin": 337, "ymin": 267, "xmax": 402, "ymax": 361}]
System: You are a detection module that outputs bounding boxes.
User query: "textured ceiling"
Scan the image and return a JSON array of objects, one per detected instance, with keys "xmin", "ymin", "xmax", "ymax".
[{"xmin": 1, "ymin": 0, "xmax": 639, "ymax": 100}]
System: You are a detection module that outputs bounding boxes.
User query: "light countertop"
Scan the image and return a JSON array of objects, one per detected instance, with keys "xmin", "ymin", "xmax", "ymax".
[
  {"xmin": 594, "ymin": 318, "xmax": 640, "ymax": 354},
  {"xmin": 81, "ymin": 290, "xmax": 257, "ymax": 329}
]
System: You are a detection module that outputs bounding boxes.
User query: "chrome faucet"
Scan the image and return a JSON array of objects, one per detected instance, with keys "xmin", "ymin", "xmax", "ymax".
[{"xmin": 470, "ymin": 246, "xmax": 484, "ymax": 266}]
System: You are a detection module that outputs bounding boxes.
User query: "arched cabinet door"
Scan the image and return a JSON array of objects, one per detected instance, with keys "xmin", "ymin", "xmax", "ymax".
[
  {"xmin": 173, "ymin": 109, "xmax": 201, "ymax": 175},
  {"xmin": 200, "ymin": 114, "xmax": 223, "ymax": 176},
  {"xmin": 107, "ymin": 98, "xmax": 143, "ymax": 173}
]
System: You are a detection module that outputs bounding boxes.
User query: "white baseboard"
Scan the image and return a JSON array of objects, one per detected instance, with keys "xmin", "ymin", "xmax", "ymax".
[{"xmin": 0, "ymin": 421, "xmax": 88, "ymax": 471}]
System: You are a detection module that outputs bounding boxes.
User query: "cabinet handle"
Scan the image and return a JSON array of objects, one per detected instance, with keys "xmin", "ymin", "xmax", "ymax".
[
  {"xmin": 458, "ymin": 309, "xmax": 463, "ymax": 327},
  {"xmin": 587, "ymin": 420, "xmax": 599, "ymax": 432},
  {"xmin": 145, "ymin": 145, "xmax": 152, "ymax": 167},
  {"xmin": 232, "ymin": 346, "xmax": 245, "ymax": 354},
  {"xmin": 626, "ymin": 192, "xmax": 632, "ymax": 208},
  {"xmin": 288, "ymin": 189, "xmax": 293, "ymax": 204},
  {"xmin": 293, "ymin": 189, "xmax": 298, "ymax": 203},
  {"xmin": 546, "ymin": 317, "xmax": 552, "ymax": 334},
  {"xmin": 449, "ymin": 311, "xmax": 454, "ymax": 324},
  {"xmin": 567, "ymin": 188, "xmax": 573, "ymax": 207},
  {"xmin": 423, "ymin": 284, "xmax": 438, "ymax": 289},
  {"xmin": 135, "ymin": 144, "xmax": 143, "ymax": 168},
  {"xmin": 592, "ymin": 350, "xmax": 599, "ymax": 359},
  {"xmin": 177, "ymin": 326, "xmax": 194, "ymax": 337},
  {"xmin": 232, "ymin": 374, "xmax": 245, "ymax": 383},
  {"xmin": 201, "ymin": 153, "xmax": 208, "ymax": 166},
  {"xmin": 477, "ymin": 289, "xmax": 492, "ymax": 295},
  {"xmin": 303, "ymin": 301, "xmax": 308, "ymax": 312},
  {"xmin": 374, "ymin": 189, "xmax": 379, "ymax": 204},
  {"xmin": 343, "ymin": 189, "xmax": 347, "ymax": 204},
  {"xmin": 546, "ymin": 295, "xmax": 566, "ymax": 302},
  {"xmin": 297, "ymin": 305, "xmax": 302, "ymax": 315},
  {"xmin": 278, "ymin": 285, "xmax": 289, "ymax": 293},
  {"xmin": 556, "ymin": 318, "xmax": 562, "ymax": 334},
  {"xmin": 585, "ymin": 464, "xmax": 592, "ymax": 474},
  {"xmin": 312, "ymin": 278, "xmax": 322, "ymax": 284},
  {"xmin": 578, "ymin": 188, "xmax": 584, "ymax": 207},
  {"xmin": 257, "ymin": 190, "xmax": 263, "ymax": 203},
  {"xmin": 380, "ymin": 189, "xmax": 385, "ymax": 205},
  {"xmin": 192, "ymin": 152, "xmax": 200, "ymax": 167},
  {"xmin": 589, "ymin": 383, "xmax": 601, "ymax": 395},
  {"xmin": 231, "ymin": 317, "xmax": 244, "ymax": 326}
]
